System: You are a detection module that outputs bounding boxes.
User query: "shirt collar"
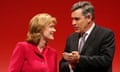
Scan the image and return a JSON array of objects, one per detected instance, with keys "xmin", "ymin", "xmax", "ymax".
[{"xmin": 85, "ymin": 22, "xmax": 95, "ymax": 36}]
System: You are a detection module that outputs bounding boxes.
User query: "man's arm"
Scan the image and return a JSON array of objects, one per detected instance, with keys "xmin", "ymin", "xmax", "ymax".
[{"xmin": 59, "ymin": 59, "xmax": 70, "ymax": 72}]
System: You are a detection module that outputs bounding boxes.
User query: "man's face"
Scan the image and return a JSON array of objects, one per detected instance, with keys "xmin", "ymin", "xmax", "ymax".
[{"xmin": 71, "ymin": 9, "xmax": 90, "ymax": 33}]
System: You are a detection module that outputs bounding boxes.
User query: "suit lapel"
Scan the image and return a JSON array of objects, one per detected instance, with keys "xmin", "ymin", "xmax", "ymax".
[
  {"xmin": 72, "ymin": 33, "xmax": 80, "ymax": 51},
  {"xmin": 81, "ymin": 25, "xmax": 98, "ymax": 54}
]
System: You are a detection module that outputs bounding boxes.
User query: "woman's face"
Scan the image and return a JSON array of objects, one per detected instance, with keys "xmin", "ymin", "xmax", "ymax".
[{"xmin": 41, "ymin": 23, "xmax": 56, "ymax": 41}]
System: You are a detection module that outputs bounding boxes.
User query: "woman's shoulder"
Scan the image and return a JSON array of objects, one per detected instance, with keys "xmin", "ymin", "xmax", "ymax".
[
  {"xmin": 17, "ymin": 41, "xmax": 27, "ymax": 44},
  {"xmin": 47, "ymin": 46, "xmax": 57, "ymax": 53},
  {"xmin": 15, "ymin": 41, "xmax": 35, "ymax": 52},
  {"xmin": 12, "ymin": 42, "xmax": 29, "ymax": 53},
  {"xmin": 15, "ymin": 41, "xmax": 34, "ymax": 48},
  {"xmin": 16, "ymin": 41, "xmax": 29, "ymax": 46}
]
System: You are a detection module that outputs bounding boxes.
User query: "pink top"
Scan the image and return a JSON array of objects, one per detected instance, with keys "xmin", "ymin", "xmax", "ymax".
[{"xmin": 8, "ymin": 42, "xmax": 57, "ymax": 72}]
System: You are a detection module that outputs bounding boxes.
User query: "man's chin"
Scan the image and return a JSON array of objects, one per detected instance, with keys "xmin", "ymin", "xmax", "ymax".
[{"xmin": 74, "ymin": 31, "xmax": 80, "ymax": 33}]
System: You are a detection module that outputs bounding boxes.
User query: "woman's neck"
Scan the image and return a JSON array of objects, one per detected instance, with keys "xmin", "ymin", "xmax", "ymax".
[{"xmin": 37, "ymin": 37, "xmax": 47, "ymax": 52}]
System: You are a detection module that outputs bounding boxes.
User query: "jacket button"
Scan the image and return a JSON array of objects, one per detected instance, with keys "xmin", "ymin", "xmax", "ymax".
[{"xmin": 41, "ymin": 61, "xmax": 45, "ymax": 64}]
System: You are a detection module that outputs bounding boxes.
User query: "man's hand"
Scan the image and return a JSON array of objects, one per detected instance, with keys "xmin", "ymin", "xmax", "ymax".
[
  {"xmin": 62, "ymin": 51, "xmax": 80, "ymax": 64},
  {"xmin": 62, "ymin": 51, "xmax": 80, "ymax": 69},
  {"xmin": 62, "ymin": 52, "xmax": 73, "ymax": 62},
  {"xmin": 71, "ymin": 51, "xmax": 80, "ymax": 63}
]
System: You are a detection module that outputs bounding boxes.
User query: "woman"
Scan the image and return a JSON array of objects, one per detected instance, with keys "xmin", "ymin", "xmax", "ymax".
[{"xmin": 8, "ymin": 13, "xmax": 57, "ymax": 72}]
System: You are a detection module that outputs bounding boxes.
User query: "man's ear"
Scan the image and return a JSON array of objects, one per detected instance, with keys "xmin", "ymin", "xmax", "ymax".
[{"xmin": 87, "ymin": 13, "xmax": 92, "ymax": 23}]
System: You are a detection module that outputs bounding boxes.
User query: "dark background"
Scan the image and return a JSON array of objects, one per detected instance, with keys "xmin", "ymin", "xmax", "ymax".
[{"xmin": 0, "ymin": 0, "xmax": 120, "ymax": 72}]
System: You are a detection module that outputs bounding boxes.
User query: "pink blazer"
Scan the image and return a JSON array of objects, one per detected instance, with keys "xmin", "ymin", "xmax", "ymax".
[{"xmin": 8, "ymin": 42, "xmax": 57, "ymax": 72}]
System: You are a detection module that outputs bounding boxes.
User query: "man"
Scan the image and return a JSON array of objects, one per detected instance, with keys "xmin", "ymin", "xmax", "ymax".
[{"xmin": 59, "ymin": 1, "xmax": 115, "ymax": 72}]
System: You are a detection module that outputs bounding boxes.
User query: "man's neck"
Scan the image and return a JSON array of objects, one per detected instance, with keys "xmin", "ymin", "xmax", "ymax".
[{"xmin": 84, "ymin": 21, "xmax": 94, "ymax": 32}]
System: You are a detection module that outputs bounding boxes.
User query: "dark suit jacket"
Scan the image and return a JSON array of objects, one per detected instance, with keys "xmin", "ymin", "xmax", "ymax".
[{"xmin": 59, "ymin": 25, "xmax": 115, "ymax": 72}]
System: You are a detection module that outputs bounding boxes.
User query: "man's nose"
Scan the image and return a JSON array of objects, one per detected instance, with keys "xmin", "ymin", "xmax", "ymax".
[{"xmin": 72, "ymin": 20, "xmax": 76, "ymax": 25}]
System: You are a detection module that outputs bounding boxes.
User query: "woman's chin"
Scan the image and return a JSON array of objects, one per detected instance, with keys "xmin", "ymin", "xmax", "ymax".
[{"xmin": 47, "ymin": 37, "xmax": 54, "ymax": 41}]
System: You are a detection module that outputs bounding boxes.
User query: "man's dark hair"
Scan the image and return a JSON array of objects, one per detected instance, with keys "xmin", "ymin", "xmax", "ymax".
[{"xmin": 71, "ymin": 1, "xmax": 95, "ymax": 20}]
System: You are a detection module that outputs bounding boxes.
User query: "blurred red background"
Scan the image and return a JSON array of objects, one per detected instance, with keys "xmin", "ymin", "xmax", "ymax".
[{"xmin": 0, "ymin": 0, "xmax": 120, "ymax": 72}]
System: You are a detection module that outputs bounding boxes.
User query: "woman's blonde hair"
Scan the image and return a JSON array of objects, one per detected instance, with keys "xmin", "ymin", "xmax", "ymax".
[{"xmin": 27, "ymin": 13, "xmax": 57, "ymax": 45}]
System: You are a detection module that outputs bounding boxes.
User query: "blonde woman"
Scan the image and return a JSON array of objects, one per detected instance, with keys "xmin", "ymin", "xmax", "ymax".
[{"xmin": 8, "ymin": 13, "xmax": 57, "ymax": 72}]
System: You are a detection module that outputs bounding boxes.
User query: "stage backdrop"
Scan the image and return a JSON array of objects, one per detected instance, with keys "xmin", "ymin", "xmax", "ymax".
[{"xmin": 0, "ymin": 0, "xmax": 120, "ymax": 72}]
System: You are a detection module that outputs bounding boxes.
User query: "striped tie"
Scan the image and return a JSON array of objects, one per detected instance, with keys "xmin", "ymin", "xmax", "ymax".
[{"xmin": 78, "ymin": 33, "xmax": 87, "ymax": 53}]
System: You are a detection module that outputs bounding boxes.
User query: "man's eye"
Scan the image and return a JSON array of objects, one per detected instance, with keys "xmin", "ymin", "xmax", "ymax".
[{"xmin": 74, "ymin": 18, "xmax": 80, "ymax": 20}]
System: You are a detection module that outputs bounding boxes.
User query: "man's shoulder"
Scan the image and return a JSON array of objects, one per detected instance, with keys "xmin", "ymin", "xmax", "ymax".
[
  {"xmin": 67, "ymin": 32, "xmax": 79, "ymax": 39},
  {"xmin": 96, "ymin": 25, "xmax": 113, "ymax": 34}
]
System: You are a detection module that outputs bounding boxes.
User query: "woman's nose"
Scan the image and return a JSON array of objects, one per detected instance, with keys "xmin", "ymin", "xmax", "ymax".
[{"xmin": 53, "ymin": 28, "xmax": 56, "ymax": 32}]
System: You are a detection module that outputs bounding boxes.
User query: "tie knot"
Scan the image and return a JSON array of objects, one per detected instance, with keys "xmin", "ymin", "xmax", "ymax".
[
  {"xmin": 81, "ymin": 32, "xmax": 87, "ymax": 37},
  {"xmin": 83, "ymin": 33, "xmax": 87, "ymax": 37}
]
